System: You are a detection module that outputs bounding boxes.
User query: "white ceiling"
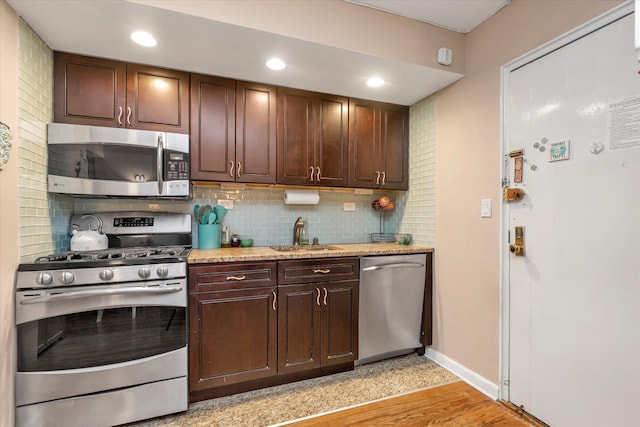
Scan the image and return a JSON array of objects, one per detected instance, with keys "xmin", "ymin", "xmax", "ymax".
[
  {"xmin": 7, "ymin": 0, "xmax": 508, "ymax": 106},
  {"xmin": 346, "ymin": 0, "xmax": 510, "ymax": 33}
]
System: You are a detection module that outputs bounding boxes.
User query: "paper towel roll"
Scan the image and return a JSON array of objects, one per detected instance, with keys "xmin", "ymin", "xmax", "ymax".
[{"xmin": 284, "ymin": 189, "xmax": 320, "ymax": 205}]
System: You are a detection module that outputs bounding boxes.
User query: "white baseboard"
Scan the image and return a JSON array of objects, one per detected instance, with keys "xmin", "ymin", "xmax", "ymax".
[{"xmin": 424, "ymin": 347, "xmax": 500, "ymax": 400}]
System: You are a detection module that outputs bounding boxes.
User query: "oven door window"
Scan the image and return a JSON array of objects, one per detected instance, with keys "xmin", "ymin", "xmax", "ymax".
[
  {"xmin": 17, "ymin": 306, "xmax": 186, "ymax": 372},
  {"xmin": 48, "ymin": 143, "xmax": 157, "ymax": 182}
]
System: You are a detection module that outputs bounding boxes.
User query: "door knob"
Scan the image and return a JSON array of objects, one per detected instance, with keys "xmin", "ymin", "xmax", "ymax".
[{"xmin": 509, "ymin": 226, "xmax": 525, "ymax": 256}]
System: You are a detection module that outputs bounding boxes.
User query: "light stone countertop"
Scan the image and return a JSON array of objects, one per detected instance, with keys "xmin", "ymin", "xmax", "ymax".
[{"xmin": 188, "ymin": 242, "xmax": 434, "ymax": 264}]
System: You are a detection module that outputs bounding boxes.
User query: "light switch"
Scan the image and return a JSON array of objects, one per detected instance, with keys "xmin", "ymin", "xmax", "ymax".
[
  {"xmin": 343, "ymin": 202, "xmax": 356, "ymax": 212},
  {"xmin": 481, "ymin": 199, "xmax": 492, "ymax": 218}
]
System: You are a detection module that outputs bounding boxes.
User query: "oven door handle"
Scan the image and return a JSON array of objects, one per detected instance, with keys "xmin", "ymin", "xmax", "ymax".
[{"xmin": 19, "ymin": 285, "xmax": 183, "ymax": 304}]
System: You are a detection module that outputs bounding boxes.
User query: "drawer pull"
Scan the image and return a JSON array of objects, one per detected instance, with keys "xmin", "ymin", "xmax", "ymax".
[
  {"xmin": 323, "ymin": 287, "xmax": 328, "ymax": 305},
  {"xmin": 313, "ymin": 269, "xmax": 331, "ymax": 274},
  {"xmin": 272, "ymin": 291, "xmax": 277, "ymax": 311},
  {"xmin": 226, "ymin": 275, "xmax": 246, "ymax": 281},
  {"xmin": 316, "ymin": 287, "xmax": 321, "ymax": 306}
]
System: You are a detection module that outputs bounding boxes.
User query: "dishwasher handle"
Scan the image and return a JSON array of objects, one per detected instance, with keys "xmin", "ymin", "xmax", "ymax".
[{"xmin": 361, "ymin": 262, "xmax": 424, "ymax": 271}]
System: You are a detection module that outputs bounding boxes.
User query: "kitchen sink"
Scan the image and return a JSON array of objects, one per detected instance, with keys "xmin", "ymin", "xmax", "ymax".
[{"xmin": 269, "ymin": 244, "xmax": 342, "ymax": 252}]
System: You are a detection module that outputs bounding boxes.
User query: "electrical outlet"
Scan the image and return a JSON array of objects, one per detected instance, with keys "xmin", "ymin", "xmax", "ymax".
[
  {"xmin": 218, "ymin": 199, "xmax": 234, "ymax": 209},
  {"xmin": 343, "ymin": 202, "xmax": 356, "ymax": 212}
]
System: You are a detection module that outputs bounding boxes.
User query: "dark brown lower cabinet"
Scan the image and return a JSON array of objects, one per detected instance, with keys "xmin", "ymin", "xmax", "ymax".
[
  {"xmin": 188, "ymin": 258, "xmax": 359, "ymax": 402},
  {"xmin": 189, "ymin": 262, "xmax": 278, "ymax": 400},
  {"xmin": 189, "ymin": 287, "xmax": 277, "ymax": 392},
  {"xmin": 278, "ymin": 280, "xmax": 358, "ymax": 375}
]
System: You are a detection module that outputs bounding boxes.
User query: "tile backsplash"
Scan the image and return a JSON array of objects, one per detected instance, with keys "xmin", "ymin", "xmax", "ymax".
[
  {"xmin": 73, "ymin": 187, "xmax": 406, "ymax": 249},
  {"xmin": 18, "ymin": 19, "xmax": 74, "ymax": 262}
]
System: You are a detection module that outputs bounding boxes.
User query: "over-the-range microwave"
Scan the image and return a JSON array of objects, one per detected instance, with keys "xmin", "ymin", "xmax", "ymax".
[{"xmin": 47, "ymin": 123, "xmax": 191, "ymax": 198}]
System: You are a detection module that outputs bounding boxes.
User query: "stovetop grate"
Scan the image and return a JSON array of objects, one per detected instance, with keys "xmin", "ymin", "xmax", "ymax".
[{"xmin": 34, "ymin": 246, "xmax": 190, "ymax": 264}]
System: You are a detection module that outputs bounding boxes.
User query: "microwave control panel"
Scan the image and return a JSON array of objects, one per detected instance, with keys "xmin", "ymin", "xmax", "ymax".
[{"xmin": 165, "ymin": 151, "xmax": 189, "ymax": 181}]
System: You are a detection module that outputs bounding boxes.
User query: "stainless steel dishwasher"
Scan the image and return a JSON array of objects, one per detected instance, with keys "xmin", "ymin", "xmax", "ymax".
[{"xmin": 356, "ymin": 253, "xmax": 427, "ymax": 365}]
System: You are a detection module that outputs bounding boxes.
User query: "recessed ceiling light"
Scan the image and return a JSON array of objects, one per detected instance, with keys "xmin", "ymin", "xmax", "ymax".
[
  {"xmin": 131, "ymin": 31, "xmax": 157, "ymax": 47},
  {"xmin": 367, "ymin": 76, "xmax": 384, "ymax": 87},
  {"xmin": 266, "ymin": 58, "xmax": 286, "ymax": 71}
]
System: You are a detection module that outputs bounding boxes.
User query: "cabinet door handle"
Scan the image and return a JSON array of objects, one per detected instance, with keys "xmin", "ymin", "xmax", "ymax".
[
  {"xmin": 313, "ymin": 269, "xmax": 330, "ymax": 274},
  {"xmin": 375, "ymin": 171, "xmax": 381, "ymax": 185},
  {"xmin": 316, "ymin": 166, "xmax": 321, "ymax": 182},
  {"xmin": 236, "ymin": 161, "xmax": 242, "ymax": 178},
  {"xmin": 117, "ymin": 106, "xmax": 123, "ymax": 126},
  {"xmin": 323, "ymin": 287, "xmax": 328, "ymax": 306},
  {"xmin": 226, "ymin": 275, "xmax": 246, "ymax": 281},
  {"xmin": 381, "ymin": 171, "xmax": 386, "ymax": 186},
  {"xmin": 272, "ymin": 291, "xmax": 277, "ymax": 311},
  {"xmin": 316, "ymin": 287, "xmax": 321, "ymax": 306},
  {"xmin": 229, "ymin": 161, "xmax": 234, "ymax": 178},
  {"xmin": 309, "ymin": 166, "xmax": 315, "ymax": 182},
  {"xmin": 126, "ymin": 106, "xmax": 132, "ymax": 126}
]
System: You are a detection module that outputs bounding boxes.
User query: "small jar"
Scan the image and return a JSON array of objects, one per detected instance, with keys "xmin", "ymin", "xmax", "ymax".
[{"xmin": 231, "ymin": 232, "xmax": 240, "ymax": 248}]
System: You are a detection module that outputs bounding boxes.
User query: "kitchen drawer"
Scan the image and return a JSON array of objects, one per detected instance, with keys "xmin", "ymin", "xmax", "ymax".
[
  {"xmin": 277, "ymin": 257, "xmax": 359, "ymax": 285},
  {"xmin": 189, "ymin": 262, "xmax": 277, "ymax": 292}
]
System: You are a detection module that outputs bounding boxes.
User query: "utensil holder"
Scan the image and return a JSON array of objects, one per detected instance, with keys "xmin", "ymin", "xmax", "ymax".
[{"xmin": 198, "ymin": 224, "xmax": 221, "ymax": 249}]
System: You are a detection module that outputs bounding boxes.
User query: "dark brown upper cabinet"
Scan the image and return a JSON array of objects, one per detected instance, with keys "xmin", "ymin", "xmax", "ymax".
[
  {"xmin": 277, "ymin": 88, "xmax": 348, "ymax": 187},
  {"xmin": 349, "ymin": 99, "xmax": 409, "ymax": 190},
  {"xmin": 191, "ymin": 75, "xmax": 276, "ymax": 183},
  {"xmin": 54, "ymin": 52, "xmax": 189, "ymax": 133}
]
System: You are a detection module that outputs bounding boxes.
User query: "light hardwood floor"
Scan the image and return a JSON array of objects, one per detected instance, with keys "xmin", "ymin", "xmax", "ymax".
[{"xmin": 283, "ymin": 381, "xmax": 543, "ymax": 426}]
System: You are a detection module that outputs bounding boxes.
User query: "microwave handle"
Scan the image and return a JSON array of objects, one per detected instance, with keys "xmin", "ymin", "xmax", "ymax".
[{"xmin": 157, "ymin": 133, "xmax": 164, "ymax": 195}]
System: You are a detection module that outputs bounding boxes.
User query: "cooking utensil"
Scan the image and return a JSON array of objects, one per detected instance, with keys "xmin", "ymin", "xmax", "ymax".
[
  {"xmin": 200, "ymin": 205, "xmax": 212, "ymax": 224},
  {"xmin": 207, "ymin": 211, "xmax": 216, "ymax": 224},
  {"xmin": 214, "ymin": 205, "xmax": 228, "ymax": 224},
  {"xmin": 196, "ymin": 204, "xmax": 205, "ymax": 223}
]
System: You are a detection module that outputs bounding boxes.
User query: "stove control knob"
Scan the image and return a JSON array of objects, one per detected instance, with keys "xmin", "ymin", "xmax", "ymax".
[
  {"xmin": 36, "ymin": 272, "xmax": 53, "ymax": 286},
  {"xmin": 138, "ymin": 267, "xmax": 151, "ymax": 279},
  {"xmin": 60, "ymin": 271, "xmax": 75, "ymax": 285},
  {"xmin": 99, "ymin": 269, "xmax": 114, "ymax": 281},
  {"xmin": 157, "ymin": 266, "xmax": 169, "ymax": 278}
]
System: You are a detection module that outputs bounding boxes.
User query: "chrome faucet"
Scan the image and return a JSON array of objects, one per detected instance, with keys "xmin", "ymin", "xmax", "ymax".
[{"xmin": 293, "ymin": 216, "xmax": 304, "ymax": 245}]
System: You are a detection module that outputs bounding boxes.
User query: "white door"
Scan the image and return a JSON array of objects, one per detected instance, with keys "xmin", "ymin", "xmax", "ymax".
[{"xmin": 506, "ymin": 12, "xmax": 640, "ymax": 426}]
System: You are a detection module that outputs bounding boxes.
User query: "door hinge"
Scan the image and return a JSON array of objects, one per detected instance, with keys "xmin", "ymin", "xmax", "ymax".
[
  {"xmin": 503, "ymin": 378, "xmax": 510, "ymax": 386},
  {"xmin": 502, "ymin": 177, "xmax": 510, "ymax": 188}
]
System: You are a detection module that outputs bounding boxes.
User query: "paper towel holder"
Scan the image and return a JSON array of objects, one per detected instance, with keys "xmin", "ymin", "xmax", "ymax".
[{"xmin": 283, "ymin": 189, "xmax": 320, "ymax": 205}]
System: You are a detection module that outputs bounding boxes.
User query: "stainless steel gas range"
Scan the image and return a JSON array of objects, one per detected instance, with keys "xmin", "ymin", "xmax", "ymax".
[{"xmin": 15, "ymin": 211, "xmax": 191, "ymax": 427}]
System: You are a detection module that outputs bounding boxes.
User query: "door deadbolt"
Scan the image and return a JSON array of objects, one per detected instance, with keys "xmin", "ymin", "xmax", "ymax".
[
  {"xmin": 509, "ymin": 226, "xmax": 525, "ymax": 256},
  {"xmin": 503, "ymin": 187, "xmax": 525, "ymax": 202}
]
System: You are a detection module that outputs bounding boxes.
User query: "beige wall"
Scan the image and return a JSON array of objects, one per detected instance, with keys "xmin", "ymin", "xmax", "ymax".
[
  {"xmin": 132, "ymin": 0, "xmax": 466, "ymax": 75},
  {"xmin": 433, "ymin": 0, "xmax": 624, "ymax": 383},
  {"xmin": 0, "ymin": 1, "xmax": 19, "ymax": 424}
]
